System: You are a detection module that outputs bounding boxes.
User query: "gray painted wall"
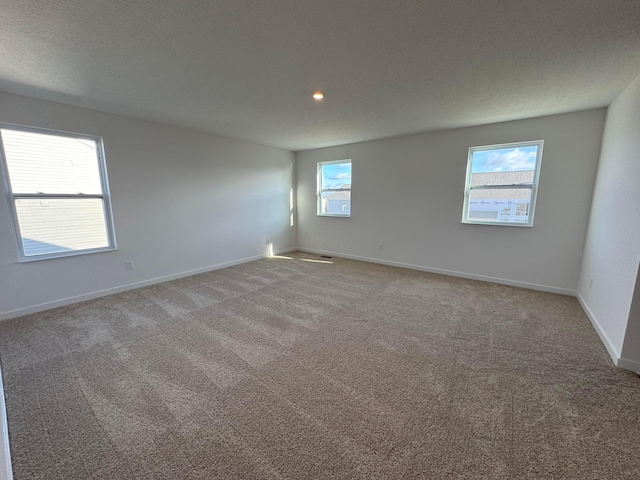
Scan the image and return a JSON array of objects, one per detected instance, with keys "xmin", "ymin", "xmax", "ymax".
[
  {"xmin": 577, "ymin": 73, "xmax": 640, "ymax": 371},
  {"xmin": 0, "ymin": 92, "xmax": 296, "ymax": 319},
  {"xmin": 296, "ymin": 110, "xmax": 605, "ymax": 293}
]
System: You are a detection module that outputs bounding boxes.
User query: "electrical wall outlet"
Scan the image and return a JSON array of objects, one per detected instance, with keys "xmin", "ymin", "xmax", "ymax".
[{"xmin": 125, "ymin": 261, "xmax": 134, "ymax": 271}]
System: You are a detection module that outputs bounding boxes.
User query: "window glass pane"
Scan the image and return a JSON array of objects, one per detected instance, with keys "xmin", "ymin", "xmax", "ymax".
[
  {"xmin": 467, "ymin": 188, "xmax": 532, "ymax": 224},
  {"xmin": 470, "ymin": 145, "xmax": 538, "ymax": 186},
  {"xmin": 463, "ymin": 141, "xmax": 542, "ymax": 226},
  {"xmin": 14, "ymin": 198, "xmax": 109, "ymax": 256},
  {"xmin": 320, "ymin": 191, "xmax": 351, "ymax": 216},
  {"xmin": 320, "ymin": 162, "xmax": 351, "ymax": 190},
  {"xmin": 1, "ymin": 129, "xmax": 103, "ymax": 194}
]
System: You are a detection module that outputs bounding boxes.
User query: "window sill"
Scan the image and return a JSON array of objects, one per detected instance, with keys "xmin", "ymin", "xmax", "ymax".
[{"xmin": 18, "ymin": 245, "xmax": 117, "ymax": 263}]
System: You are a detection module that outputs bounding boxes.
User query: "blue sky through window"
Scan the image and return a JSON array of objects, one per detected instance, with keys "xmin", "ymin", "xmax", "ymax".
[
  {"xmin": 322, "ymin": 162, "xmax": 351, "ymax": 189},
  {"xmin": 471, "ymin": 146, "xmax": 538, "ymax": 173}
]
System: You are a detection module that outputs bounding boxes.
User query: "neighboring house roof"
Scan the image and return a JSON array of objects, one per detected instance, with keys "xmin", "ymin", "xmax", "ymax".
[
  {"xmin": 470, "ymin": 171, "xmax": 535, "ymax": 200},
  {"xmin": 471, "ymin": 170, "xmax": 534, "ymax": 186},
  {"xmin": 326, "ymin": 191, "xmax": 350, "ymax": 200}
]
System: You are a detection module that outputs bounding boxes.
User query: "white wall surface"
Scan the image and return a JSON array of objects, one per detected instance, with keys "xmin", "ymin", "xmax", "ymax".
[
  {"xmin": 0, "ymin": 92, "xmax": 295, "ymax": 319},
  {"xmin": 577, "ymin": 74, "xmax": 640, "ymax": 370},
  {"xmin": 297, "ymin": 110, "xmax": 605, "ymax": 294}
]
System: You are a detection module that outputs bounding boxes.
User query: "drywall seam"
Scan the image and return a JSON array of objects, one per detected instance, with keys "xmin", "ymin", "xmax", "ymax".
[
  {"xmin": 0, "ymin": 252, "xmax": 292, "ymax": 321},
  {"xmin": 0, "ymin": 363, "xmax": 13, "ymax": 480},
  {"xmin": 576, "ymin": 292, "xmax": 620, "ymax": 367},
  {"xmin": 298, "ymin": 248, "xmax": 575, "ymax": 295}
]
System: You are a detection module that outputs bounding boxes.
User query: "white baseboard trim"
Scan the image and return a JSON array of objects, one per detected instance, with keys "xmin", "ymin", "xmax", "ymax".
[
  {"xmin": 617, "ymin": 357, "xmax": 640, "ymax": 373},
  {"xmin": 0, "ymin": 363, "xmax": 13, "ymax": 480},
  {"xmin": 0, "ymin": 252, "xmax": 278, "ymax": 322},
  {"xmin": 575, "ymin": 292, "xmax": 621, "ymax": 368},
  {"xmin": 297, "ymin": 248, "xmax": 575, "ymax": 296}
]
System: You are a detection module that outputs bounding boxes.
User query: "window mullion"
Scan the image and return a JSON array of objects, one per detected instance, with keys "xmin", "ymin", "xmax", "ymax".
[
  {"xmin": 12, "ymin": 193, "xmax": 105, "ymax": 199},
  {"xmin": 468, "ymin": 185, "xmax": 532, "ymax": 190}
]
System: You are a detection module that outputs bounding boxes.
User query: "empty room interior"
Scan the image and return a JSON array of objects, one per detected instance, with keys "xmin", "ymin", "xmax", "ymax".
[{"xmin": 1, "ymin": 1, "xmax": 640, "ymax": 479}]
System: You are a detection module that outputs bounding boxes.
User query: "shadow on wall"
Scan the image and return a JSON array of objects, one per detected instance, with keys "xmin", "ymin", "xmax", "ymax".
[{"xmin": 621, "ymin": 261, "xmax": 640, "ymax": 371}]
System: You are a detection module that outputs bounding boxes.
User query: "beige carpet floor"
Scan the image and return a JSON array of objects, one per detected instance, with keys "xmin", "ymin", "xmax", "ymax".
[{"xmin": 0, "ymin": 251, "xmax": 639, "ymax": 479}]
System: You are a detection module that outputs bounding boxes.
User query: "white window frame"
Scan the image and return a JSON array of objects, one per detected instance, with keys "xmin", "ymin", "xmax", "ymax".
[
  {"xmin": 0, "ymin": 123, "xmax": 117, "ymax": 262},
  {"xmin": 317, "ymin": 159, "xmax": 352, "ymax": 217},
  {"xmin": 462, "ymin": 140, "xmax": 543, "ymax": 227}
]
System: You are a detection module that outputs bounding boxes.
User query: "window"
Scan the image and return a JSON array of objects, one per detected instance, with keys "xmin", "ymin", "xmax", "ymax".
[
  {"xmin": 462, "ymin": 140, "xmax": 543, "ymax": 227},
  {"xmin": 0, "ymin": 124, "xmax": 116, "ymax": 261},
  {"xmin": 317, "ymin": 160, "xmax": 351, "ymax": 217}
]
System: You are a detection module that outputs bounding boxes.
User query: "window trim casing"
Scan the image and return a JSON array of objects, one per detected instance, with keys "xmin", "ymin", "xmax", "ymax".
[
  {"xmin": 317, "ymin": 159, "xmax": 352, "ymax": 218},
  {"xmin": 0, "ymin": 123, "xmax": 118, "ymax": 262},
  {"xmin": 462, "ymin": 140, "xmax": 544, "ymax": 227}
]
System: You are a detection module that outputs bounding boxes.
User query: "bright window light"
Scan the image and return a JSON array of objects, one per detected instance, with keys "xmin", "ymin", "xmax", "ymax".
[
  {"xmin": 462, "ymin": 141, "xmax": 543, "ymax": 227},
  {"xmin": 0, "ymin": 124, "xmax": 117, "ymax": 260},
  {"xmin": 300, "ymin": 258, "xmax": 333, "ymax": 264},
  {"xmin": 317, "ymin": 159, "xmax": 351, "ymax": 217}
]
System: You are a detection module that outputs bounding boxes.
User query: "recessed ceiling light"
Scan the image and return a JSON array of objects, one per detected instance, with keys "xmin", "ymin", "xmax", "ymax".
[{"xmin": 312, "ymin": 91, "xmax": 324, "ymax": 101}]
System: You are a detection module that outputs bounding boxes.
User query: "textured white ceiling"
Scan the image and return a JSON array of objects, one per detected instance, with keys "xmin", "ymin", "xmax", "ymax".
[{"xmin": 1, "ymin": 1, "xmax": 639, "ymax": 151}]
